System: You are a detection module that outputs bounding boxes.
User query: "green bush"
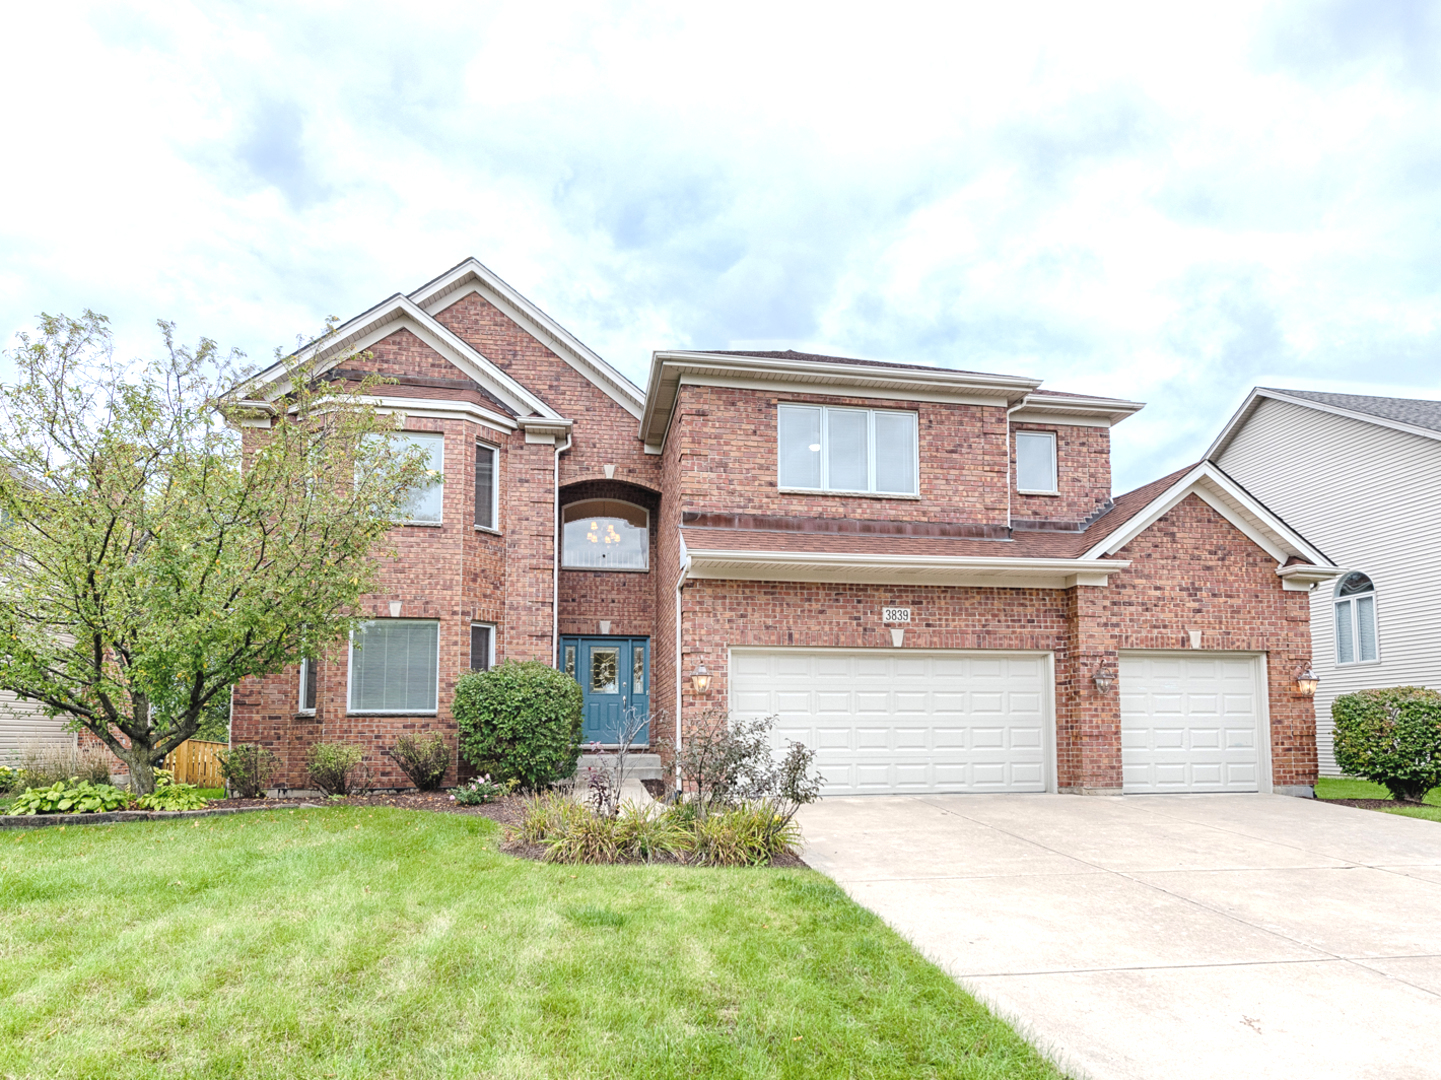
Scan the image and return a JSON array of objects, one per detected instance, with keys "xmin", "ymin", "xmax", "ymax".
[
  {"xmin": 0, "ymin": 766, "xmax": 21, "ymax": 795},
  {"xmin": 1333, "ymin": 687, "xmax": 1441, "ymax": 802},
  {"xmin": 10, "ymin": 780, "xmax": 131, "ymax": 815},
  {"xmin": 219, "ymin": 744, "xmax": 279, "ymax": 799},
  {"xmin": 306, "ymin": 743, "xmax": 369, "ymax": 796},
  {"xmin": 454, "ymin": 661, "xmax": 583, "ymax": 791},
  {"xmin": 385, "ymin": 732, "xmax": 450, "ymax": 791},
  {"xmin": 450, "ymin": 774, "xmax": 510, "ymax": 806},
  {"xmin": 136, "ymin": 769, "xmax": 211, "ymax": 811},
  {"xmin": 514, "ymin": 790, "xmax": 590, "ymax": 844}
]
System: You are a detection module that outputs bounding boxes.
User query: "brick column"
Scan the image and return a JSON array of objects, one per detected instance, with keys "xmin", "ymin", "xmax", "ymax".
[
  {"xmin": 1059, "ymin": 584, "xmax": 1123, "ymax": 794},
  {"xmin": 503, "ymin": 429, "xmax": 563, "ymax": 663}
]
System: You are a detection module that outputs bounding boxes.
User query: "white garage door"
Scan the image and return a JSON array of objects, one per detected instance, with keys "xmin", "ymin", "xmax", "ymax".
[
  {"xmin": 1120, "ymin": 652, "xmax": 1267, "ymax": 794},
  {"xmin": 730, "ymin": 649, "xmax": 1051, "ymax": 795}
]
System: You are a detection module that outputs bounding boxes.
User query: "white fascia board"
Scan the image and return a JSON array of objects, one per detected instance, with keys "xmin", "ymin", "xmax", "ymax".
[
  {"xmin": 640, "ymin": 351, "xmax": 1042, "ymax": 450},
  {"xmin": 349, "ymin": 397, "xmax": 518, "ymax": 435},
  {"xmin": 684, "ymin": 548, "xmax": 1129, "ymax": 589},
  {"xmin": 1207, "ymin": 387, "xmax": 1441, "ymax": 461},
  {"xmin": 410, "ymin": 258, "xmax": 645, "ymax": 420},
  {"xmin": 1011, "ymin": 393, "xmax": 1145, "ymax": 428},
  {"xmin": 1277, "ymin": 563, "xmax": 1346, "ymax": 591},
  {"xmin": 1082, "ymin": 462, "xmax": 1333, "ymax": 568},
  {"xmin": 241, "ymin": 295, "xmax": 562, "ymax": 422}
]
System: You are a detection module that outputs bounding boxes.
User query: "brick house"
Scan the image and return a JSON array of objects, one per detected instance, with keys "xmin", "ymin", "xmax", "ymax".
[{"xmin": 232, "ymin": 258, "xmax": 1342, "ymax": 798}]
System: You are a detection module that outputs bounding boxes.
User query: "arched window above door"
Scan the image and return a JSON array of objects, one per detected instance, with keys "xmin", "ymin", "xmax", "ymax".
[
  {"xmin": 1334, "ymin": 572, "xmax": 1378, "ymax": 665},
  {"xmin": 561, "ymin": 499, "xmax": 649, "ymax": 571}
]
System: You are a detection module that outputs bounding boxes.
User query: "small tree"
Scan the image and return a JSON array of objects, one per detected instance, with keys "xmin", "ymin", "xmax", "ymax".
[
  {"xmin": 1332, "ymin": 687, "xmax": 1441, "ymax": 803},
  {"xmin": 454, "ymin": 660, "xmax": 583, "ymax": 790},
  {"xmin": 0, "ymin": 312, "xmax": 431, "ymax": 793}
]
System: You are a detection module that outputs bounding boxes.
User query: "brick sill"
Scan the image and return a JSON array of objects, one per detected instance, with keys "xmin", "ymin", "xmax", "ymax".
[
  {"xmin": 474, "ymin": 525, "xmax": 502, "ymax": 535},
  {"xmin": 1017, "ymin": 490, "xmax": 1061, "ymax": 497},
  {"xmin": 345, "ymin": 712, "xmax": 440, "ymax": 717}
]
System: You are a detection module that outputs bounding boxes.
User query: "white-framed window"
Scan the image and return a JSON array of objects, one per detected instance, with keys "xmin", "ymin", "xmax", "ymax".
[
  {"xmin": 474, "ymin": 441, "xmax": 498, "ymax": 531},
  {"xmin": 1334, "ymin": 572, "xmax": 1379, "ymax": 665},
  {"xmin": 366, "ymin": 431, "xmax": 444, "ymax": 523},
  {"xmin": 348, "ymin": 619, "xmax": 440, "ymax": 713},
  {"xmin": 298, "ymin": 658, "xmax": 318, "ymax": 714},
  {"xmin": 777, "ymin": 404, "xmax": 918, "ymax": 495},
  {"xmin": 1015, "ymin": 430, "xmax": 1058, "ymax": 494},
  {"xmin": 561, "ymin": 499, "xmax": 649, "ymax": 571},
  {"xmin": 470, "ymin": 623, "xmax": 495, "ymax": 671}
]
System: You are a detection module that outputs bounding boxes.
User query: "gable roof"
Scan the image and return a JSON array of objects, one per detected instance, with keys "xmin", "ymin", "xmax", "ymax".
[
  {"xmin": 408, "ymin": 258, "xmax": 645, "ymax": 420},
  {"xmin": 238, "ymin": 293, "xmax": 563, "ymax": 421},
  {"xmin": 1207, "ymin": 387, "xmax": 1441, "ymax": 460}
]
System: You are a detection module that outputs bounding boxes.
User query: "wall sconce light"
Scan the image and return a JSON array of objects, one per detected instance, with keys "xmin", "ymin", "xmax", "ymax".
[
  {"xmin": 1295, "ymin": 664, "xmax": 1319, "ymax": 697},
  {"xmin": 691, "ymin": 664, "xmax": 711, "ymax": 694},
  {"xmin": 1092, "ymin": 666, "xmax": 1116, "ymax": 694}
]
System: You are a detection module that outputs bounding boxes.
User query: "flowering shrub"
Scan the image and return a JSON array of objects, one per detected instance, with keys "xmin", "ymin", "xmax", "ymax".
[{"xmin": 450, "ymin": 775, "xmax": 510, "ymax": 806}]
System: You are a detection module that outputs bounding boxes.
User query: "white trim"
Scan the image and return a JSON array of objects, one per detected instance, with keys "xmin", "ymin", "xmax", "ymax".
[
  {"xmin": 1015, "ymin": 430, "xmax": 1059, "ymax": 495},
  {"xmin": 409, "ymin": 258, "xmax": 645, "ymax": 419},
  {"xmin": 474, "ymin": 439, "xmax": 500, "ymax": 532},
  {"xmin": 685, "ymin": 547, "xmax": 1129, "ymax": 589},
  {"xmin": 1332, "ymin": 574, "xmax": 1382, "ymax": 666},
  {"xmin": 469, "ymin": 621, "xmax": 497, "ymax": 671},
  {"xmin": 361, "ymin": 396, "xmax": 516, "ymax": 434},
  {"xmin": 562, "ymin": 498, "xmax": 650, "ymax": 572},
  {"xmin": 346, "ymin": 619, "xmax": 441, "ymax": 715},
  {"xmin": 297, "ymin": 657, "xmax": 317, "ymax": 715},
  {"xmin": 1208, "ymin": 387, "xmax": 1441, "ymax": 462},
  {"xmin": 1010, "ymin": 392, "xmax": 1145, "ymax": 428}
]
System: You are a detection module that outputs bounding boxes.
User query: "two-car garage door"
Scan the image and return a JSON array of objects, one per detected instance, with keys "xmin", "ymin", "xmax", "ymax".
[{"xmin": 730, "ymin": 649, "xmax": 1051, "ymax": 795}]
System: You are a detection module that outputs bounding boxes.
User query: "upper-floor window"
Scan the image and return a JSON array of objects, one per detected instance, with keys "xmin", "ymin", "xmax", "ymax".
[
  {"xmin": 561, "ymin": 499, "xmax": 649, "ymax": 571},
  {"xmin": 348, "ymin": 619, "xmax": 440, "ymax": 713},
  {"xmin": 1015, "ymin": 431, "xmax": 1058, "ymax": 494},
  {"xmin": 474, "ymin": 441, "xmax": 498, "ymax": 530},
  {"xmin": 363, "ymin": 431, "xmax": 444, "ymax": 523},
  {"xmin": 777, "ymin": 404, "xmax": 918, "ymax": 495},
  {"xmin": 1335, "ymin": 572, "xmax": 1379, "ymax": 665}
]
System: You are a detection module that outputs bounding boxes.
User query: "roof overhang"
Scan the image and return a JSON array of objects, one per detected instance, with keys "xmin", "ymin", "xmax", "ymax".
[
  {"xmin": 683, "ymin": 546, "xmax": 1130, "ymax": 589},
  {"xmin": 1080, "ymin": 460, "xmax": 1341, "ymax": 589},
  {"xmin": 1207, "ymin": 387, "xmax": 1441, "ymax": 461},
  {"xmin": 641, "ymin": 351, "xmax": 1042, "ymax": 452},
  {"xmin": 1010, "ymin": 391, "xmax": 1145, "ymax": 429},
  {"xmin": 410, "ymin": 258, "xmax": 645, "ymax": 420}
]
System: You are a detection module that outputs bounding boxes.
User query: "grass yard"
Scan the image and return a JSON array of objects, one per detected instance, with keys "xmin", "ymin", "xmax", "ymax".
[
  {"xmin": 1314, "ymin": 777, "xmax": 1441, "ymax": 822},
  {"xmin": 0, "ymin": 808, "xmax": 1063, "ymax": 1080}
]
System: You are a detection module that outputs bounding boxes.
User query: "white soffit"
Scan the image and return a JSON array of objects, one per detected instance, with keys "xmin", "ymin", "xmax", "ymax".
[
  {"xmin": 1010, "ymin": 392, "xmax": 1146, "ymax": 428},
  {"xmin": 641, "ymin": 351, "xmax": 1043, "ymax": 450},
  {"xmin": 683, "ymin": 549, "xmax": 1129, "ymax": 589},
  {"xmin": 1081, "ymin": 462, "xmax": 1335, "ymax": 571},
  {"xmin": 240, "ymin": 295, "xmax": 561, "ymax": 422},
  {"xmin": 410, "ymin": 258, "xmax": 646, "ymax": 421}
]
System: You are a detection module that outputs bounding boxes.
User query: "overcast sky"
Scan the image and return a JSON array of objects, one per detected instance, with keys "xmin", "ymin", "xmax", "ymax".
[{"xmin": 3, "ymin": 0, "xmax": 1439, "ymax": 491}]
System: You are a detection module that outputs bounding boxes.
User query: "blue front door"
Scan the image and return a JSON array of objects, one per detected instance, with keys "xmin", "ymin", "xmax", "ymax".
[{"xmin": 561, "ymin": 636, "xmax": 650, "ymax": 746}]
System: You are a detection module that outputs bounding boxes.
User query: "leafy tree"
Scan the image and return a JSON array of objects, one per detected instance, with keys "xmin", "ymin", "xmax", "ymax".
[{"xmin": 0, "ymin": 311, "xmax": 431, "ymax": 793}]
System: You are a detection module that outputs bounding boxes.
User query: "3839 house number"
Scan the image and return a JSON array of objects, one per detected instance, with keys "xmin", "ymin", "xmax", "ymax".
[{"xmin": 882, "ymin": 607, "xmax": 911, "ymax": 623}]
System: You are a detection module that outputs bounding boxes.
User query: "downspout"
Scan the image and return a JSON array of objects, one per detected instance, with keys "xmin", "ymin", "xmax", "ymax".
[
  {"xmin": 1006, "ymin": 401, "xmax": 1022, "ymax": 531},
  {"xmin": 673, "ymin": 546, "xmax": 690, "ymax": 793},
  {"xmin": 552, "ymin": 431, "xmax": 573, "ymax": 664}
]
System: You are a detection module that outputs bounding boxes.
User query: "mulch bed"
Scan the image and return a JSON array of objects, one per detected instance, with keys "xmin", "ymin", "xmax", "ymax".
[
  {"xmin": 1320, "ymin": 797, "xmax": 1434, "ymax": 812},
  {"xmin": 207, "ymin": 791, "xmax": 528, "ymax": 826}
]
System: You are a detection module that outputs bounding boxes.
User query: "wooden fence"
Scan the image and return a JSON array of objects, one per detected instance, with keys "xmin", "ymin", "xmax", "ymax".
[{"xmin": 164, "ymin": 739, "xmax": 226, "ymax": 788}]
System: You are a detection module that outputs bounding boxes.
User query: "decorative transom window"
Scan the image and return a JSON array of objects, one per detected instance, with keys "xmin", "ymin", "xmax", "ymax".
[
  {"xmin": 1334, "ymin": 572, "xmax": 1378, "ymax": 665},
  {"xmin": 1015, "ymin": 431, "xmax": 1058, "ymax": 494},
  {"xmin": 777, "ymin": 404, "xmax": 918, "ymax": 495},
  {"xmin": 561, "ymin": 500, "xmax": 649, "ymax": 571},
  {"xmin": 348, "ymin": 620, "xmax": 440, "ymax": 713}
]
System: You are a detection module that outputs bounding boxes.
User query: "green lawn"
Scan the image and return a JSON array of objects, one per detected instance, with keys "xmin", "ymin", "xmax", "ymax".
[
  {"xmin": 0, "ymin": 808, "xmax": 1063, "ymax": 1080},
  {"xmin": 1314, "ymin": 777, "xmax": 1441, "ymax": 822}
]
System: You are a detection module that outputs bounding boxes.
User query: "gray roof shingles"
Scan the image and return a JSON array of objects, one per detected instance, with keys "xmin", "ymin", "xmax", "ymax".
[{"xmin": 1265, "ymin": 388, "xmax": 1441, "ymax": 434}]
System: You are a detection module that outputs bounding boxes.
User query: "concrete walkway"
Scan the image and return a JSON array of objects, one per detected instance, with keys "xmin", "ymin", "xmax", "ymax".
[{"xmin": 797, "ymin": 793, "xmax": 1441, "ymax": 1080}]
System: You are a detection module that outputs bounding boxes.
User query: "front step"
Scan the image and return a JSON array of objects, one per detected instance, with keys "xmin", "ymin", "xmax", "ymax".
[{"xmin": 575, "ymin": 753, "xmax": 665, "ymax": 782}]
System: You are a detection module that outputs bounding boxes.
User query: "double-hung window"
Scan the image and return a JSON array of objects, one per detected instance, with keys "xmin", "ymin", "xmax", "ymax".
[
  {"xmin": 348, "ymin": 620, "xmax": 440, "ymax": 713},
  {"xmin": 1334, "ymin": 572, "xmax": 1379, "ymax": 665},
  {"xmin": 1015, "ymin": 431, "xmax": 1058, "ymax": 494},
  {"xmin": 777, "ymin": 404, "xmax": 918, "ymax": 495},
  {"xmin": 470, "ymin": 623, "xmax": 494, "ymax": 671},
  {"xmin": 474, "ymin": 442, "xmax": 498, "ymax": 530}
]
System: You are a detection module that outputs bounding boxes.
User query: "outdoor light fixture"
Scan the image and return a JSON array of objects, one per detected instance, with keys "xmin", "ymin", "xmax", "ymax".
[
  {"xmin": 1295, "ymin": 664, "xmax": 1319, "ymax": 697},
  {"xmin": 1092, "ymin": 666, "xmax": 1116, "ymax": 694},
  {"xmin": 690, "ymin": 664, "xmax": 711, "ymax": 694}
]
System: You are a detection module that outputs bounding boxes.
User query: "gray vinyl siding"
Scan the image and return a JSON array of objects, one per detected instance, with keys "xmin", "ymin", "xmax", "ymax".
[
  {"xmin": 1217, "ymin": 397, "xmax": 1441, "ymax": 775},
  {"xmin": 0, "ymin": 690, "xmax": 73, "ymax": 762}
]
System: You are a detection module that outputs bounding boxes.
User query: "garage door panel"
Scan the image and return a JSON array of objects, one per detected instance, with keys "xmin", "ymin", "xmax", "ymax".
[
  {"xmin": 731, "ymin": 649, "xmax": 1051, "ymax": 795},
  {"xmin": 1121, "ymin": 653, "xmax": 1263, "ymax": 794}
]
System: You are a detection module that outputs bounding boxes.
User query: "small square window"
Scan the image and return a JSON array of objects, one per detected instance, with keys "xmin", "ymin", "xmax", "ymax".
[{"xmin": 1016, "ymin": 431, "xmax": 1058, "ymax": 494}]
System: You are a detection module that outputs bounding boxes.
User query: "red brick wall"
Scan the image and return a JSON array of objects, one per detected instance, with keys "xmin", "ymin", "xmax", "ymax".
[
  {"xmin": 1011, "ymin": 422, "xmax": 1113, "ymax": 524},
  {"xmin": 667, "ymin": 384, "xmax": 1011, "ymax": 526},
  {"xmin": 558, "ymin": 480, "xmax": 659, "ymax": 639}
]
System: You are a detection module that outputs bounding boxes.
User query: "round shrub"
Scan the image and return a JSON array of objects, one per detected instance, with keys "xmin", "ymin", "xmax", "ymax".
[
  {"xmin": 454, "ymin": 660, "xmax": 583, "ymax": 791},
  {"xmin": 1332, "ymin": 686, "xmax": 1441, "ymax": 802}
]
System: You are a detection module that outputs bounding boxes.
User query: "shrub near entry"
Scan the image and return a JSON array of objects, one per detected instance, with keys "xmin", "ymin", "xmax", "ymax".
[
  {"xmin": 219, "ymin": 744, "xmax": 278, "ymax": 799},
  {"xmin": 455, "ymin": 661, "xmax": 583, "ymax": 791},
  {"xmin": 1332, "ymin": 687, "xmax": 1441, "ymax": 803}
]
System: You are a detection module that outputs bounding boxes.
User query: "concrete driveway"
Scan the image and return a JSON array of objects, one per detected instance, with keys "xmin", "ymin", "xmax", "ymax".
[{"xmin": 797, "ymin": 793, "xmax": 1441, "ymax": 1080}]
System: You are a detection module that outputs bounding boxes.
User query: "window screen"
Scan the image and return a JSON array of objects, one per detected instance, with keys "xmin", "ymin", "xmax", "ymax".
[
  {"xmin": 1016, "ymin": 432, "xmax": 1057, "ymax": 492},
  {"xmin": 349, "ymin": 620, "xmax": 439, "ymax": 712},
  {"xmin": 777, "ymin": 404, "xmax": 917, "ymax": 494},
  {"xmin": 470, "ymin": 624, "xmax": 493, "ymax": 671},
  {"xmin": 475, "ymin": 443, "xmax": 496, "ymax": 529}
]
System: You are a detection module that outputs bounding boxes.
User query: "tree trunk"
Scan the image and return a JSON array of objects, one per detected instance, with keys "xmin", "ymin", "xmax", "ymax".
[{"xmin": 120, "ymin": 746, "xmax": 158, "ymax": 795}]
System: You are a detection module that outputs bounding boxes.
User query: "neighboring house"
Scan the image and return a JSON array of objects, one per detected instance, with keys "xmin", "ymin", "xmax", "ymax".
[
  {"xmin": 0, "ymin": 691, "xmax": 73, "ymax": 763},
  {"xmin": 1208, "ymin": 388, "xmax": 1441, "ymax": 776},
  {"xmin": 232, "ymin": 259, "xmax": 1342, "ymax": 797}
]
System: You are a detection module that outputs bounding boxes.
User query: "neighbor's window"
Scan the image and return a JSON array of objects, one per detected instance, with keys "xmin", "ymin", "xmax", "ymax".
[
  {"xmin": 470, "ymin": 623, "xmax": 494, "ymax": 671},
  {"xmin": 348, "ymin": 620, "xmax": 440, "ymax": 713},
  {"xmin": 1015, "ymin": 431, "xmax": 1058, "ymax": 494},
  {"xmin": 298, "ymin": 658, "xmax": 317, "ymax": 713},
  {"xmin": 561, "ymin": 500, "xmax": 649, "ymax": 571},
  {"xmin": 777, "ymin": 404, "xmax": 918, "ymax": 495},
  {"xmin": 1334, "ymin": 572, "xmax": 1379, "ymax": 665},
  {"xmin": 366, "ymin": 431, "xmax": 444, "ymax": 523},
  {"xmin": 474, "ymin": 442, "xmax": 497, "ymax": 530}
]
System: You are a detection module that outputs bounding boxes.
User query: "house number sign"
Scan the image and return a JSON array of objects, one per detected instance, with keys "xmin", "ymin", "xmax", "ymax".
[{"xmin": 882, "ymin": 607, "xmax": 911, "ymax": 624}]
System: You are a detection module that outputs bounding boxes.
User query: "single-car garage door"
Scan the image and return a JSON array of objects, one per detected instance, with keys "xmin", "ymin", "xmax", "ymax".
[
  {"xmin": 1120, "ymin": 652, "xmax": 1268, "ymax": 794},
  {"xmin": 730, "ymin": 649, "xmax": 1052, "ymax": 795}
]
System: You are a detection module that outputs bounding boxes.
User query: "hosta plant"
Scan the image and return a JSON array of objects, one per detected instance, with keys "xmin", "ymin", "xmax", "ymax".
[{"xmin": 9, "ymin": 780, "xmax": 132, "ymax": 815}]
